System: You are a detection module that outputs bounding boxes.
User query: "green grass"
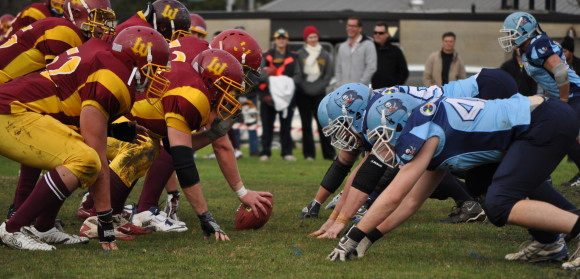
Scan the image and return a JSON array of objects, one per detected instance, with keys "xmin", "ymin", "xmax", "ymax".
[{"xmin": 1, "ymin": 147, "xmax": 580, "ymax": 278}]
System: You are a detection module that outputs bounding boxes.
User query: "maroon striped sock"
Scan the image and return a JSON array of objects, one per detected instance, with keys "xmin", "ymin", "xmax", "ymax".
[
  {"xmin": 137, "ymin": 148, "xmax": 174, "ymax": 212},
  {"xmin": 12, "ymin": 165, "xmax": 42, "ymax": 207},
  {"xmin": 6, "ymin": 169, "xmax": 70, "ymax": 233}
]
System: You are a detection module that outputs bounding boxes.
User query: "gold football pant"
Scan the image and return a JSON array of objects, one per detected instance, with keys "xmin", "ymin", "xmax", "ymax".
[
  {"xmin": 0, "ymin": 112, "xmax": 100, "ymax": 188},
  {"xmin": 107, "ymin": 135, "xmax": 160, "ymax": 188}
]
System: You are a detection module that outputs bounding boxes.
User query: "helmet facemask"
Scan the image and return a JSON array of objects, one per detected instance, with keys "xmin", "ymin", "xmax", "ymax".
[
  {"xmin": 81, "ymin": 8, "xmax": 116, "ymax": 39},
  {"xmin": 50, "ymin": 0, "xmax": 65, "ymax": 16},
  {"xmin": 135, "ymin": 46, "xmax": 171, "ymax": 101},
  {"xmin": 366, "ymin": 109, "xmax": 397, "ymax": 167},
  {"xmin": 324, "ymin": 105, "xmax": 361, "ymax": 151},
  {"xmin": 241, "ymin": 65, "xmax": 260, "ymax": 95},
  {"xmin": 213, "ymin": 77, "xmax": 244, "ymax": 120}
]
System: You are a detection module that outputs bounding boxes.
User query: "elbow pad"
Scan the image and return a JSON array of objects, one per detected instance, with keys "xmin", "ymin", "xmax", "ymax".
[
  {"xmin": 551, "ymin": 63, "xmax": 569, "ymax": 87},
  {"xmin": 170, "ymin": 145, "xmax": 200, "ymax": 188}
]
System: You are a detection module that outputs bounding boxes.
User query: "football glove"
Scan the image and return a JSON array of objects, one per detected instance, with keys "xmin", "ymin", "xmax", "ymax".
[
  {"xmin": 198, "ymin": 211, "xmax": 227, "ymax": 238},
  {"xmin": 107, "ymin": 122, "xmax": 136, "ymax": 142},
  {"xmin": 206, "ymin": 113, "xmax": 240, "ymax": 141},
  {"xmin": 354, "ymin": 236, "xmax": 372, "ymax": 258},
  {"xmin": 97, "ymin": 209, "xmax": 116, "ymax": 244},
  {"xmin": 327, "ymin": 234, "xmax": 358, "ymax": 262}
]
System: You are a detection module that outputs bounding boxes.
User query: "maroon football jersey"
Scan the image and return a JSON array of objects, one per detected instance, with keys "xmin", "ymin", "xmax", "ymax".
[
  {"xmin": 127, "ymin": 61, "xmax": 211, "ymax": 137},
  {"xmin": 0, "ymin": 38, "xmax": 135, "ymax": 127},
  {"xmin": 1, "ymin": 3, "xmax": 53, "ymax": 43}
]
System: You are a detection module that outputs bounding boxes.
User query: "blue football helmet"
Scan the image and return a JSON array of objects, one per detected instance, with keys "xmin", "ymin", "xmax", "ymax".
[
  {"xmin": 498, "ymin": 12, "xmax": 540, "ymax": 52},
  {"xmin": 365, "ymin": 93, "xmax": 420, "ymax": 167},
  {"xmin": 317, "ymin": 94, "xmax": 331, "ymax": 129},
  {"xmin": 323, "ymin": 83, "xmax": 371, "ymax": 151}
]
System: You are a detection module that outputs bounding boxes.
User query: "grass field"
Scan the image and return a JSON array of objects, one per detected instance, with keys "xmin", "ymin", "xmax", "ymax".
[{"xmin": 1, "ymin": 146, "xmax": 580, "ymax": 278}]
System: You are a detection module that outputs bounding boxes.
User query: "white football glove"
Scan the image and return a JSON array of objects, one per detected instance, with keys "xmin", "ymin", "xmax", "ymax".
[
  {"xmin": 327, "ymin": 234, "xmax": 359, "ymax": 261},
  {"xmin": 354, "ymin": 236, "xmax": 372, "ymax": 258}
]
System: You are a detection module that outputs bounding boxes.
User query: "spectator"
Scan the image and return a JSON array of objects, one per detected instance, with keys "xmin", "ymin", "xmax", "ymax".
[
  {"xmin": 562, "ymin": 36, "xmax": 580, "ymax": 75},
  {"xmin": 371, "ymin": 22, "xmax": 409, "ymax": 88},
  {"xmin": 257, "ymin": 28, "xmax": 298, "ymax": 161},
  {"xmin": 500, "ymin": 49, "xmax": 538, "ymax": 96},
  {"xmin": 334, "ymin": 17, "xmax": 377, "ymax": 87},
  {"xmin": 423, "ymin": 31, "xmax": 466, "ymax": 86},
  {"xmin": 293, "ymin": 25, "xmax": 336, "ymax": 161}
]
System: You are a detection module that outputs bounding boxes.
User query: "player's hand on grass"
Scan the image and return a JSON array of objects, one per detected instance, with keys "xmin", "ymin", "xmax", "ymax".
[
  {"xmin": 327, "ymin": 234, "xmax": 358, "ymax": 262},
  {"xmin": 240, "ymin": 190, "xmax": 273, "ymax": 218},
  {"xmin": 317, "ymin": 222, "xmax": 345, "ymax": 239},
  {"xmin": 97, "ymin": 209, "xmax": 118, "ymax": 251},
  {"xmin": 354, "ymin": 236, "xmax": 372, "ymax": 258},
  {"xmin": 198, "ymin": 211, "xmax": 230, "ymax": 241},
  {"xmin": 308, "ymin": 218, "xmax": 335, "ymax": 237}
]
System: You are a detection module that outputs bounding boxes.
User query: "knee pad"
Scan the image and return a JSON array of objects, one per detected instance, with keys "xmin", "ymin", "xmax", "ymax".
[
  {"xmin": 65, "ymin": 145, "xmax": 102, "ymax": 189},
  {"xmin": 481, "ymin": 199, "xmax": 513, "ymax": 227},
  {"xmin": 352, "ymin": 155, "xmax": 389, "ymax": 195},
  {"xmin": 320, "ymin": 159, "xmax": 353, "ymax": 193}
]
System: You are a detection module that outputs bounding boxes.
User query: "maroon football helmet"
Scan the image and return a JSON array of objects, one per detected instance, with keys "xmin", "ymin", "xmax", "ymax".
[
  {"xmin": 169, "ymin": 36, "xmax": 209, "ymax": 64},
  {"xmin": 112, "ymin": 26, "xmax": 171, "ymax": 98},
  {"xmin": 0, "ymin": 14, "xmax": 14, "ymax": 36},
  {"xmin": 63, "ymin": 0, "xmax": 116, "ymax": 39},
  {"xmin": 150, "ymin": 0, "xmax": 191, "ymax": 41},
  {"xmin": 210, "ymin": 29, "xmax": 262, "ymax": 94},
  {"xmin": 192, "ymin": 49, "xmax": 244, "ymax": 120},
  {"xmin": 189, "ymin": 13, "xmax": 207, "ymax": 39}
]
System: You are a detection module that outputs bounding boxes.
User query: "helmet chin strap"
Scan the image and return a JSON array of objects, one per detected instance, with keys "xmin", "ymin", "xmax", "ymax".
[
  {"xmin": 153, "ymin": 12, "xmax": 157, "ymax": 30},
  {"xmin": 66, "ymin": 3, "xmax": 75, "ymax": 25}
]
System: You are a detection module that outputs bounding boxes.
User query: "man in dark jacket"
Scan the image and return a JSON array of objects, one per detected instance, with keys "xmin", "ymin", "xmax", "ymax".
[{"xmin": 371, "ymin": 22, "xmax": 409, "ymax": 88}]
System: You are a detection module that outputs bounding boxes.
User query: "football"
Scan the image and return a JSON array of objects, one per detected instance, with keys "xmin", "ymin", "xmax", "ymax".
[{"xmin": 235, "ymin": 195, "xmax": 274, "ymax": 230}]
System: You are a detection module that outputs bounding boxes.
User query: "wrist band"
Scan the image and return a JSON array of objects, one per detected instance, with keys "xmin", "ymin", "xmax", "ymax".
[
  {"xmin": 329, "ymin": 210, "xmax": 339, "ymax": 221},
  {"xmin": 336, "ymin": 213, "xmax": 349, "ymax": 224},
  {"xmin": 235, "ymin": 185, "xmax": 248, "ymax": 198}
]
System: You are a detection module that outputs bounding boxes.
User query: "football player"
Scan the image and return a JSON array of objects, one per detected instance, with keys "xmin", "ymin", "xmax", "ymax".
[
  {"xmin": 189, "ymin": 13, "xmax": 207, "ymax": 39},
  {"xmin": 113, "ymin": 0, "xmax": 191, "ymax": 42},
  {"xmin": 0, "ymin": 26, "xmax": 171, "ymax": 251},
  {"xmin": 0, "ymin": 14, "xmax": 14, "ymax": 41},
  {"xmin": 0, "ymin": 0, "xmax": 116, "ymax": 84},
  {"xmin": 133, "ymin": 29, "xmax": 271, "ymax": 226},
  {"xmin": 78, "ymin": 46, "xmax": 247, "ymax": 240},
  {"xmin": 499, "ymin": 12, "xmax": 580, "ymax": 190},
  {"xmin": 305, "ymin": 69, "xmax": 521, "ymax": 237},
  {"xmin": 326, "ymin": 93, "xmax": 580, "ymax": 271},
  {"xmin": 0, "ymin": 0, "xmax": 65, "ymax": 44}
]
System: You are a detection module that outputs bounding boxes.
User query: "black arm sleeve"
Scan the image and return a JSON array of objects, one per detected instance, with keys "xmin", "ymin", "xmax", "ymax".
[{"xmin": 170, "ymin": 145, "xmax": 200, "ymax": 188}]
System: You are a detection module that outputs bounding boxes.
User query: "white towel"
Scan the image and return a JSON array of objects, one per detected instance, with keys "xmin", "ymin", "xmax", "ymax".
[{"xmin": 268, "ymin": 75, "xmax": 295, "ymax": 118}]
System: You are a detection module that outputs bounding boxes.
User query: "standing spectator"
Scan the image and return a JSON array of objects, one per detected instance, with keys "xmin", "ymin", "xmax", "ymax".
[
  {"xmin": 500, "ymin": 49, "xmax": 538, "ymax": 96},
  {"xmin": 423, "ymin": 31, "xmax": 466, "ymax": 86},
  {"xmin": 294, "ymin": 25, "xmax": 336, "ymax": 161},
  {"xmin": 257, "ymin": 28, "xmax": 298, "ymax": 161},
  {"xmin": 334, "ymin": 17, "xmax": 377, "ymax": 87},
  {"xmin": 371, "ymin": 22, "xmax": 409, "ymax": 88},
  {"xmin": 562, "ymin": 36, "xmax": 580, "ymax": 75}
]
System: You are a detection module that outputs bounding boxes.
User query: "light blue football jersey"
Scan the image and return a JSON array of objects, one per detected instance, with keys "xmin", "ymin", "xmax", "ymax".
[
  {"xmin": 523, "ymin": 33, "xmax": 580, "ymax": 98},
  {"xmin": 395, "ymin": 93, "xmax": 531, "ymax": 171}
]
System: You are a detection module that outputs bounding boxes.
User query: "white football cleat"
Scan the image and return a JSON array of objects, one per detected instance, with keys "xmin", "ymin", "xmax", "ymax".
[
  {"xmin": 29, "ymin": 226, "xmax": 89, "ymax": 245},
  {"xmin": 0, "ymin": 222, "xmax": 55, "ymax": 251},
  {"xmin": 132, "ymin": 207, "xmax": 187, "ymax": 232}
]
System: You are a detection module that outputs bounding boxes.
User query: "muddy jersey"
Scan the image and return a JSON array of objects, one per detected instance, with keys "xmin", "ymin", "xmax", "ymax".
[
  {"xmin": 2, "ymin": 3, "xmax": 53, "ymax": 43},
  {"xmin": 0, "ymin": 17, "xmax": 84, "ymax": 84},
  {"xmin": 126, "ymin": 61, "xmax": 211, "ymax": 137},
  {"xmin": 395, "ymin": 94, "xmax": 531, "ymax": 171},
  {"xmin": 0, "ymin": 38, "xmax": 135, "ymax": 126},
  {"xmin": 169, "ymin": 36, "xmax": 209, "ymax": 64}
]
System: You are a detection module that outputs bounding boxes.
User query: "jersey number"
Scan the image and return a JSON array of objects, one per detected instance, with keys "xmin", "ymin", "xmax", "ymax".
[{"xmin": 445, "ymin": 98, "xmax": 486, "ymax": 121}]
